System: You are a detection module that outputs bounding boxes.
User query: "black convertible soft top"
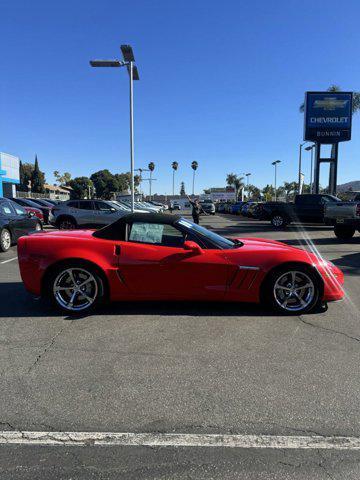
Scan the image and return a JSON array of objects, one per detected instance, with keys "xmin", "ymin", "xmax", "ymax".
[{"xmin": 93, "ymin": 212, "xmax": 182, "ymax": 240}]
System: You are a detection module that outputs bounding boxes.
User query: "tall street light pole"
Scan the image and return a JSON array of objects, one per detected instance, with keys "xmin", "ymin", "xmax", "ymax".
[
  {"xmin": 305, "ymin": 144, "xmax": 315, "ymax": 193},
  {"xmin": 298, "ymin": 141, "xmax": 311, "ymax": 195},
  {"xmin": 245, "ymin": 173, "xmax": 251, "ymax": 198},
  {"xmin": 272, "ymin": 161, "xmax": 281, "ymax": 201},
  {"xmin": 90, "ymin": 44, "xmax": 139, "ymax": 212}
]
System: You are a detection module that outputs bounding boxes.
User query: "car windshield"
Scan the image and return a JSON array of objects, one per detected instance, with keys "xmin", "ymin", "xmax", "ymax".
[{"xmin": 176, "ymin": 217, "xmax": 241, "ymax": 249}]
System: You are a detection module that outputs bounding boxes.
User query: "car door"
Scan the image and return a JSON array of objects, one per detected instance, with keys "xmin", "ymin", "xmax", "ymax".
[
  {"xmin": 0, "ymin": 201, "xmax": 26, "ymax": 240},
  {"xmin": 117, "ymin": 221, "xmax": 230, "ymax": 300},
  {"xmin": 76, "ymin": 200, "xmax": 97, "ymax": 227},
  {"xmin": 93, "ymin": 201, "xmax": 119, "ymax": 226}
]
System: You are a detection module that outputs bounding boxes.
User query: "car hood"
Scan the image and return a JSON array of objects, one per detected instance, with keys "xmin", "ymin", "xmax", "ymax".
[{"xmin": 230, "ymin": 236, "xmax": 320, "ymax": 264}]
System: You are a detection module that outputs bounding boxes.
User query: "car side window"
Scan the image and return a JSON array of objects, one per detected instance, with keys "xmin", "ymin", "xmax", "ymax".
[
  {"xmin": 67, "ymin": 201, "xmax": 79, "ymax": 208},
  {"xmin": 128, "ymin": 222, "xmax": 184, "ymax": 247},
  {"xmin": 78, "ymin": 201, "xmax": 93, "ymax": 210},
  {"xmin": 14, "ymin": 204, "xmax": 26, "ymax": 215},
  {"xmin": 0, "ymin": 201, "xmax": 14, "ymax": 215},
  {"xmin": 94, "ymin": 201, "xmax": 114, "ymax": 212}
]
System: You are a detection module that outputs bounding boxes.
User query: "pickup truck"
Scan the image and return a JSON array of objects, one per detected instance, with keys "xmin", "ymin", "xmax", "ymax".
[
  {"xmin": 324, "ymin": 193, "xmax": 360, "ymax": 239},
  {"xmin": 262, "ymin": 194, "xmax": 341, "ymax": 228}
]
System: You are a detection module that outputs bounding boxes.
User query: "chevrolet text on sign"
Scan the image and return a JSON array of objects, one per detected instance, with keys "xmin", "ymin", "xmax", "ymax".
[{"xmin": 304, "ymin": 92, "xmax": 353, "ymax": 143}]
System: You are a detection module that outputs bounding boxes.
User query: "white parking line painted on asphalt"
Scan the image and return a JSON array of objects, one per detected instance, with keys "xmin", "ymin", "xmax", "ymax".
[
  {"xmin": 1, "ymin": 431, "xmax": 360, "ymax": 450},
  {"xmin": 0, "ymin": 257, "xmax": 17, "ymax": 264}
]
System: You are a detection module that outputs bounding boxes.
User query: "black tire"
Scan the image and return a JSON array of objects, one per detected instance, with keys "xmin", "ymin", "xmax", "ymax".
[
  {"xmin": 46, "ymin": 261, "xmax": 105, "ymax": 315},
  {"xmin": 57, "ymin": 216, "xmax": 77, "ymax": 230},
  {"xmin": 271, "ymin": 213, "xmax": 288, "ymax": 228},
  {"xmin": 334, "ymin": 225, "xmax": 355, "ymax": 240},
  {"xmin": 0, "ymin": 228, "xmax": 12, "ymax": 252},
  {"xmin": 262, "ymin": 264, "xmax": 322, "ymax": 315}
]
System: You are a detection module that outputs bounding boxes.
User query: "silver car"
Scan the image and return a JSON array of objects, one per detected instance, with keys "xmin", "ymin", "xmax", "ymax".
[{"xmin": 51, "ymin": 199, "xmax": 129, "ymax": 229}]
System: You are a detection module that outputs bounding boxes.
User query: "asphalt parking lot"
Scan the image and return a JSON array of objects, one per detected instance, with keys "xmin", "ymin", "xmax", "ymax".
[{"xmin": 1, "ymin": 213, "xmax": 360, "ymax": 479}]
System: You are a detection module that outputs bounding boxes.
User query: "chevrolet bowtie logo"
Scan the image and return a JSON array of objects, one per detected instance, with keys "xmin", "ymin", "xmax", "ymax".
[{"xmin": 313, "ymin": 97, "xmax": 349, "ymax": 110}]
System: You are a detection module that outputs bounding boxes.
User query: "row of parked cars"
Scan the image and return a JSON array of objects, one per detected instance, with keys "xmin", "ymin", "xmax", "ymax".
[{"xmin": 216, "ymin": 200, "xmax": 265, "ymax": 219}]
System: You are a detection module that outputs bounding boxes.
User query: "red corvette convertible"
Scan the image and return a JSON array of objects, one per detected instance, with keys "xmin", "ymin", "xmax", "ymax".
[{"xmin": 17, "ymin": 213, "xmax": 344, "ymax": 315}]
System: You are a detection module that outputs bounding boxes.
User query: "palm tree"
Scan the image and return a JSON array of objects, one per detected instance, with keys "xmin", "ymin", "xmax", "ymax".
[
  {"xmin": 226, "ymin": 173, "xmax": 244, "ymax": 200},
  {"xmin": 148, "ymin": 162, "xmax": 155, "ymax": 199},
  {"xmin": 171, "ymin": 162, "xmax": 178, "ymax": 196},
  {"xmin": 300, "ymin": 85, "xmax": 360, "ymax": 113},
  {"xmin": 191, "ymin": 161, "xmax": 198, "ymax": 195}
]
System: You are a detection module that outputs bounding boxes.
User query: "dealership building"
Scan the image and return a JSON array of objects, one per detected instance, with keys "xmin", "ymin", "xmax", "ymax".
[{"xmin": 0, "ymin": 152, "xmax": 20, "ymax": 197}]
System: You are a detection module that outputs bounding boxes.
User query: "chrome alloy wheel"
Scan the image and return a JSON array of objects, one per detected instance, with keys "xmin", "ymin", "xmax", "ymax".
[
  {"xmin": 272, "ymin": 215, "xmax": 284, "ymax": 227},
  {"xmin": 1, "ymin": 229, "xmax": 11, "ymax": 251},
  {"xmin": 53, "ymin": 268, "xmax": 98, "ymax": 312},
  {"xmin": 273, "ymin": 270, "xmax": 315, "ymax": 312}
]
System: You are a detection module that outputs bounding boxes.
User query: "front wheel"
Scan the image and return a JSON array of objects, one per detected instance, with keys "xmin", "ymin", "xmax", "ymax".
[
  {"xmin": 0, "ymin": 228, "xmax": 11, "ymax": 252},
  {"xmin": 47, "ymin": 263, "xmax": 105, "ymax": 314},
  {"xmin": 263, "ymin": 265, "xmax": 321, "ymax": 315},
  {"xmin": 271, "ymin": 214, "xmax": 288, "ymax": 228},
  {"xmin": 334, "ymin": 225, "xmax": 355, "ymax": 240}
]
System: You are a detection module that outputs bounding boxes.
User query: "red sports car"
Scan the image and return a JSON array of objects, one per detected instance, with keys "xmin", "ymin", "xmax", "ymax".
[{"xmin": 17, "ymin": 213, "xmax": 344, "ymax": 315}]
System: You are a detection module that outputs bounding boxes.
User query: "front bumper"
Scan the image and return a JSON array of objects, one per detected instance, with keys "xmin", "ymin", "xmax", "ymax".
[{"xmin": 317, "ymin": 261, "xmax": 345, "ymax": 302}]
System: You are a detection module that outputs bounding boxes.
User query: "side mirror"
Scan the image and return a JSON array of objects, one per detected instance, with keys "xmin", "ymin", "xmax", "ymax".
[{"xmin": 183, "ymin": 240, "xmax": 203, "ymax": 254}]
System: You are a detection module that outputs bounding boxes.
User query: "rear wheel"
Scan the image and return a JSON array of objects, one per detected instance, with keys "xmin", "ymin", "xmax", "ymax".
[
  {"xmin": 57, "ymin": 216, "xmax": 77, "ymax": 230},
  {"xmin": 271, "ymin": 214, "xmax": 288, "ymax": 228},
  {"xmin": 263, "ymin": 265, "xmax": 321, "ymax": 315},
  {"xmin": 0, "ymin": 228, "xmax": 11, "ymax": 252},
  {"xmin": 47, "ymin": 263, "xmax": 105, "ymax": 314},
  {"xmin": 334, "ymin": 225, "xmax": 355, "ymax": 240}
]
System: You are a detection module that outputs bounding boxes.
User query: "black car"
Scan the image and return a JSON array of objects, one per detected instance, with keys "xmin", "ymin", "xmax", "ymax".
[{"xmin": 0, "ymin": 198, "xmax": 42, "ymax": 252}]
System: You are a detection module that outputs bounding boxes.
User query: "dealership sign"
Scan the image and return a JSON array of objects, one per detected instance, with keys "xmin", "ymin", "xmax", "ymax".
[{"xmin": 304, "ymin": 92, "xmax": 353, "ymax": 143}]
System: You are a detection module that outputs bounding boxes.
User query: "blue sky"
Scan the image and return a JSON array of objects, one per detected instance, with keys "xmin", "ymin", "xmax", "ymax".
[{"xmin": 1, "ymin": 0, "xmax": 359, "ymax": 195}]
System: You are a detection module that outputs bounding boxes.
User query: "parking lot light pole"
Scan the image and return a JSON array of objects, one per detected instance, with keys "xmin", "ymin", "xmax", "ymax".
[
  {"xmin": 305, "ymin": 144, "xmax": 315, "ymax": 193},
  {"xmin": 90, "ymin": 45, "xmax": 139, "ymax": 212},
  {"xmin": 272, "ymin": 161, "xmax": 281, "ymax": 201},
  {"xmin": 298, "ymin": 141, "xmax": 311, "ymax": 195},
  {"xmin": 245, "ymin": 173, "xmax": 251, "ymax": 198}
]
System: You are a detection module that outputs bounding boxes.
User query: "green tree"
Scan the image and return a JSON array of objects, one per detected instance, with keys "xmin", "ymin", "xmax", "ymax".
[
  {"xmin": 54, "ymin": 170, "xmax": 72, "ymax": 186},
  {"xmin": 226, "ymin": 173, "xmax": 244, "ymax": 200},
  {"xmin": 31, "ymin": 155, "xmax": 45, "ymax": 193},
  {"xmin": 262, "ymin": 184, "xmax": 275, "ymax": 201},
  {"xmin": 90, "ymin": 169, "xmax": 119, "ymax": 199},
  {"xmin": 18, "ymin": 161, "xmax": 34, "ymax": 191},
  {"xmin": 148, "ymin": 162, "xmax": 155, "ymax": 172},
  {"xmin": 247, "ymin": 184, "xmax": 261, "ymax": 200},
  {"xmin": 180, "ymin": 182, "xmax": 186, "ymax": 195},
  {"xmin": 67, "ymin": 177, "xmax": 93, "ymax": 199}
]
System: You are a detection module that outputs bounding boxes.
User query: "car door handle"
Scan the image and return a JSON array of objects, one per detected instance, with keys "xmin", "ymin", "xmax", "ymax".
[{"xmin": 114, "ymin": 245, "xmax": 121, "ymax": 255}]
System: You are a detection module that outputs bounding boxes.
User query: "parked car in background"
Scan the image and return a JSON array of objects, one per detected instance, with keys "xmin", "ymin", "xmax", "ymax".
[
  {"xmin": 9, "ymin": 197, "xmax": 51, "ymax": 224},
  {"xmin": 200, "ymin": 199, "xmax": 215, "ymax": 215},
  {"xmin": 50, "ymin": 199, "xmax": 129, "ymax": 229},
  {"xmin": 0, "ymin": 198, "xmax": 42, "ymax": 252},
  {"xmin": 110, "ymin": 200, "xmax": 150, "ymax": 214},
  {"xmin": 215, "ymin": 202, "xmax": 226, "ymax": 213},
  {"xmin": 230, "ymin": 201, "xmax": 245, "ymax": 215},
  {"xmin": 262, "ymin": 194, "xmax": 341, "ymax": 228},
  {"xmin": 241, "ymin": 202, "xmax": 256, "ymax": 217},
  {"xmin": 9, "ymin": 198, "xmax": 44, "ymax": 223},
  {"xmin": 324, "ymin": 199, "xmax": 360, "ymax": 240},
  {"xmin": 26, "ymin": 198, "xmax": 54, "ymax": 223},
  {"xmin": 171, "ymin": 201, "xmax": 181, "ymax": 210}
]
